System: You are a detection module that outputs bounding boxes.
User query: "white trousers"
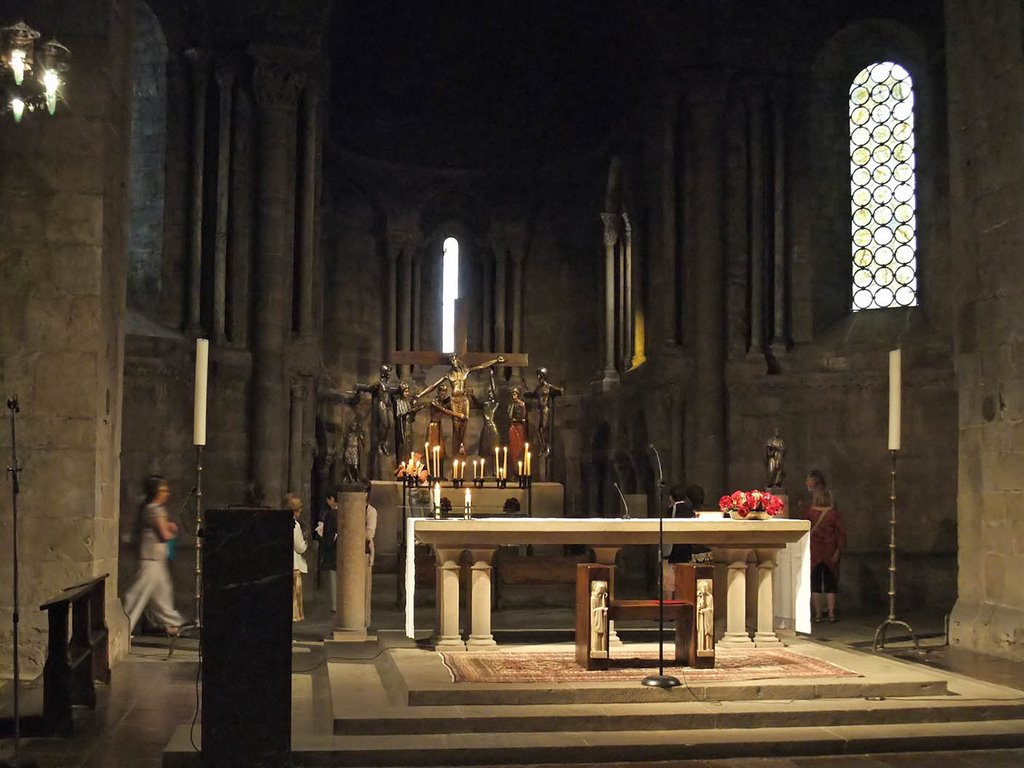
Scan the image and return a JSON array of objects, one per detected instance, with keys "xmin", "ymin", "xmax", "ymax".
[{"xmin": 124, "ymin": 559, "xmax": 184, "ymax": 633}]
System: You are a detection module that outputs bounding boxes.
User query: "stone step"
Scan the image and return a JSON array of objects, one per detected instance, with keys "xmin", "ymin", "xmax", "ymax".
[
  {"xmin": 333, "ymin": 698, "xmax": 1024, "ymax": 736},
  {"xmin": 165, "ymin": 719, "xmax": 1024, "ymax": 767}
]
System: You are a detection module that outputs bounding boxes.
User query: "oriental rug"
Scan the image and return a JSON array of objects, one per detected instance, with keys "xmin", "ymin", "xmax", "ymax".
[{"xmin": 440, "ymin": 647, "xmax": 859, "ymax": 684}]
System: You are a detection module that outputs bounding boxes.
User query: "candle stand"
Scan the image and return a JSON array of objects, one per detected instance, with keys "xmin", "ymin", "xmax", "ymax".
[{"xmin": 872, "ymin": 449, "xmax": 920, "ymax": 653}]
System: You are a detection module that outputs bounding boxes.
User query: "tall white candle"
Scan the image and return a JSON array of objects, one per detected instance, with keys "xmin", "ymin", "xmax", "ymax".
[
  {"xmin": 888, "ymin": 348, "xmax": 901, "ymax": 451},
  {"xmin": 502, "ymin": 446, "xmax": 508, "ymax": 478},
  {"xmin": 465, "ymin": 487, "xmax": 471, "ymax": 513},
  {"xmin": 193, "ymin": 338, "xmax": 209, "ymax": 446},
  {"xmin": 433, "ymin": 482, "xmax": 441, "ymax": 510}
]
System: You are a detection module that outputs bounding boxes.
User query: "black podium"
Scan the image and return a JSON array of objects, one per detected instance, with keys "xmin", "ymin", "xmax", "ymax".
[{"xmin": 202, "ymin": 507, "xmax": 293, "ymax": 768}]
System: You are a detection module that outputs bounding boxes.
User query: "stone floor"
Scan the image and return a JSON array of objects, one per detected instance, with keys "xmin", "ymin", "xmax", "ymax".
[{"xmin": 2, "ymin": 574, "xmax": 1024, "ymax": 767}]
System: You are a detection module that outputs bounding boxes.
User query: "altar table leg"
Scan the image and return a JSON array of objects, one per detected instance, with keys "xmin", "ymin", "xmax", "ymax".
[
  {"xmin": 467, "ymin": 548, "xmax": 497, "ymax": 649},
  {"xmin": 590, "ymin": 546, "xmax": 624, "ymax": 647},
  {"xmin": 717, "ymin": 549, "xmax": 755, "ymax": 648},
  {"xmin": 753, "ymin": 551, "xmax": 783, "ymax": 647},
  {"xmin": 435, "ymin": 548, "xmax": 465, "ymax": 649}
]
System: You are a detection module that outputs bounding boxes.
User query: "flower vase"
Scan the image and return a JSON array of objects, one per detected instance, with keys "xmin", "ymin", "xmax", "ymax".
[{"xmin": 730, "ymin": 509, "xmax": 769, "ymax": 520}]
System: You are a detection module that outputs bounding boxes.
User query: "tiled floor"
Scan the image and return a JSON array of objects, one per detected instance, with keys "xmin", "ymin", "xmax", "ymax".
[{"xmin": 2, "ymin": 575, "xmax": 1023, "ymax": 768}]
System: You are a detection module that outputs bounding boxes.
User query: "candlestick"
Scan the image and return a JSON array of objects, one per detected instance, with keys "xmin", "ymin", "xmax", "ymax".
[
  {"xmin": 888, "ymin": 348, "xmax": 901, "ymax": 451},
  {"xmin": 193, "ymin": 338, "xmax": 209, "ymax": 446}
]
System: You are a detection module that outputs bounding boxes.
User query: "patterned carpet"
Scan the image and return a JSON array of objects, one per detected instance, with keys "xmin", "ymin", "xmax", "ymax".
[{"xmin": 441, "ymin": 647, "xmax": 860, "ymax": 684}]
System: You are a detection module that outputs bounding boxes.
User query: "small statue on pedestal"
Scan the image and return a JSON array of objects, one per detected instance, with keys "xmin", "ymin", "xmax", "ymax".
[
  {"xmin": 529, "ymin": 367, "xmax": 564, "ymax": 458},
  {"xmin": 696, "ymin": 579, "xmax": 714, "ymax": 655},
  {"xmin": 340, "ymin": 416, "xmax": 365, "ymax": 485},
  {"xmin": 590, "ymin": 580, "xmax": 609, "ymax": 658}
]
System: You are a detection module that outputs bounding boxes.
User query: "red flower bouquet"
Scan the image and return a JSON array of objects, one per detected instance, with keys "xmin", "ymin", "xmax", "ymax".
[{"xmin": 719, "ymin": 489, "xmax": 785, "ymax": 518}]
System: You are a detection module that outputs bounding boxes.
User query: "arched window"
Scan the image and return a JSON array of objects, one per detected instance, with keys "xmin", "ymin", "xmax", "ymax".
[
  {"xmin": 850, "ymin": 61, "xmax": 917, "ymax": 311},
  {"xmin": 441, "ymin": 236, "xmax": 459, "ymax": 352}
]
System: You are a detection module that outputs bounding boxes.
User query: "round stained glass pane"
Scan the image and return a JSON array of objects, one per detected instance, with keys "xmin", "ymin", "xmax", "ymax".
[
  {"xmin": 854, "ymin": 248, "xmax": 873, "ymax": 267},
  {"xmin": 853, "ymin": 289, "xmax": 873, "ymax": 309},
  {"xmin": 852, "ymin": 167, "xmax": 871, "ymax": 186},
  {"xmin": 873, "ymin": 165, "xmax": 892, "ymax": 184},
  {"xmin": 852, "ymin": 147, "xmax": 871, "ymax": 167},
  {"xmin": 894, "ymin": 204, "xmax": 914, "ymax": 223},
  {"xmin": 873, "ymin": 206, "xmax": 893, "ymax": 225},
  {"xmin": 854, "ymin": 228, "xmax": 873, "ymax": 247},
  {"xmin": 874, "ymin": 286, "xmax": 895, "ymax": 306},
  {"xmin": 895, "ymin": 265, "xmax": 915, "ymax": 285},
  {"xmin": 874, "ymin": 226, "xmax": 894, "ymax": 245},
  {"xmin": 871, "ymin": 83, "xmax": 891, "ymax": 102},
  {"xmin": 873, "ymin": 186, "xmax": 893, "ymax": 204},
  {"xmin": 851, "ymin": 106, "xmax": 871, "ymax": 126},
  {"xmin": 851, "ymin": 86, "xmax": 870, "ymax": 105},
  {"xmin": 874, "ymin": 246, "xmax": 894, "ymax": 266},
  {"xmin": 895, "ymin": 244, "xmax": 914, "ymax": 264},
  {"xmin": 854, "ymin": 207, "xmax": 872, "ymax": 226},
  {"xmin": 853, "ymin": 187, "xmax": 872, "ymax": 206},
  {"xmin": 851, "ymin": 126, "xmax": 871, "ymax": 146},
  {"xmin": 872, "ymin": 125, "xmax": 892, "ymax": 143},
  {"xmin": 871, "ymin": 103, "xmax": 891, "ymax": 123},
  {"xmin": 895, "ymin": 285, "xmax": 916, "ymax": 305},
  {"xmin": 873, "ymin": 145, "xmax": 893, "ymax": 164},
  {"xmin": 893, "ymin": 182, "xmax": 914, "ymax": 202},
  {"xmin": 854, "ymin": 268, "xmax": 873, "ymax": 287}
]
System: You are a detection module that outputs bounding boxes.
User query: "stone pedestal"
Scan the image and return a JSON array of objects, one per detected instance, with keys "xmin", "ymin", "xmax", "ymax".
[{"xmin": 334, "ymin": 490, "xmax": 368, "ymax": 640}]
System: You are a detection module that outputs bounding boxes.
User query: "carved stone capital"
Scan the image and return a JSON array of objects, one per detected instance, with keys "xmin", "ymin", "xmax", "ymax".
[
  {"xmin": 252, "ymin": 61, "xmax": 305, "ymax": 110},
  {"xmin": 601, "ymin": 212, "xmax": 620, "ymax": 247},
  {"xmin": 621, "ymin": 211, "xmax": 632, "ymax": 243},
  {"xmin": 215, "ymin": 60, "xmax": 236, "ymax": 91},
  {"xmin": 291, "ymin": 380, "xmax": 309, "ymax": 402}
]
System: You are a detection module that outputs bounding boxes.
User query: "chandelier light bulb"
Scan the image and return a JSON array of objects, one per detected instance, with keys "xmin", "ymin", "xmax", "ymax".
[
  {"xmin": 11, "ymin": 97, "xmax": 24, "ymax": 122},
  {"xmin": 10, "ymin": 47, "xmax": 26, "ymax": 84}
]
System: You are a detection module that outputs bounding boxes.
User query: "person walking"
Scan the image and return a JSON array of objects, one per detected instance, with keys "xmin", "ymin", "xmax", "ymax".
[
  {"xmin": 802, "ymin": 470, "xmax": 847, "ymax": 623},
  {"xmin": 123, "ymin": 475, "xmax": 184, "ymax": 636}
]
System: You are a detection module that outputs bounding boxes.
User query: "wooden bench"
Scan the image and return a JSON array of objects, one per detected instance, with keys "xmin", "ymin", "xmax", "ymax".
[
  {"xmin": 37, "ymin": 574, "xmax": 110, "ymax": 735},
  {"xmin": 576, "ymin": 563, "xmax": 715, "ymax": 671}
]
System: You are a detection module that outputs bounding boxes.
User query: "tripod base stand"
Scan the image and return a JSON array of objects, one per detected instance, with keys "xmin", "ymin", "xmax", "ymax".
[
  {"xmin": 641, "ymin": 673, "xmax": 681, "ymax": 688},
  {"xmin": 872, "ymin": 617, "xmax": 920, "ymax": 653}
]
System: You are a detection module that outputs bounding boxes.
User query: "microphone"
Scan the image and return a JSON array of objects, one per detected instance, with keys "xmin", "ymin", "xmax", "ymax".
[
  {"xmin": 649, "ymin": 443, "xmax": 664, "ymax": 487},
  {"xmin": 612, "ymin": 482, "xmax": 630, "ymax": 519}
]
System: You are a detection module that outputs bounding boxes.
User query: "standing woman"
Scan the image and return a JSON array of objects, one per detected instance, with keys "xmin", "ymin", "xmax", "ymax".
[
  {"xmin": 123, "ymin": 475, "xmax": 184, "ymax": 636},
  {"xmin": 803, "ymin": 470, "xmax": 847, "ymax": 623},
  {"xmin": 288, "ymin": 493, "xmax": 308, "ymax": 622}
]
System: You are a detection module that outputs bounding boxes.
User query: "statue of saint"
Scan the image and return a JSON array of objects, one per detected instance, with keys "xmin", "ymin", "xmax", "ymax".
[
  {"xmin": 353, "ymin": 364, "xmax": 399, "ymax": 457},
  {"xmin": 475, "ymin": 368, "xmax": 501, "ymax": 458},
  {"xmin": 696, "ymin": 579, "xmax": 714, "ymax": 654},
  {"xmin": 590, "ymin": 580, "xmax": 610, "ymax": 658},
  {"xmin": 507, "ymin": 386, "xmax": 528, "ymax": 473},
  {"xmin": 418, "ymin": 353, "xmax": 504, "ymax": 456},
  {"xmin": 425, "ymin": 381, "xmax": 465, "ymax": 476},
  {"xmin": 340, "ymin": 417, "xmax": 365, "ymax": 484},
  {"xmin": 765, "ymin": 427, "xmax": 786, "ymax": 488},
  {"xmin": 527, "ymin": 367, "xmax": 564, "ymax": 458},
  {"xmin": 393, "ymin": 381, "xmax": 424, "ymax": 460}
]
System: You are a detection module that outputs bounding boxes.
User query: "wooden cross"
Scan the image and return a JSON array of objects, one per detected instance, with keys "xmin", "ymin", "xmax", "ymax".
[{"xmin": 388, "ymin": 298, "xmax": 529, "ymax": 369}]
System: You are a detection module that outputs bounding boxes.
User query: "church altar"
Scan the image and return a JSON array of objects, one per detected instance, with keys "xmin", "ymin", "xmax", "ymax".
[{"xmin": 405, "ymin": 516, "xmax": 811, "ymax": 649}]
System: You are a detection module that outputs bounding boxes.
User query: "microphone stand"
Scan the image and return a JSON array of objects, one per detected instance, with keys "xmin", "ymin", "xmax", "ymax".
[
  {"xmin": 4, "ymin": 396, "xmax": 39, "ymax": 768},
  {"xmin": 612, "ymin": 482, "xmax": 630, "ymax": 519},
  {"xmin": 642, "ymin": 444, "xmax": 680, "ymax": 689}
]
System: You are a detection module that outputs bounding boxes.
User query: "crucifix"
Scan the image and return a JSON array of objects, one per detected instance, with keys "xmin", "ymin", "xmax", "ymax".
[{"xmin": 389, "ymin": 299, "xmax": 528, "ymax": 460}]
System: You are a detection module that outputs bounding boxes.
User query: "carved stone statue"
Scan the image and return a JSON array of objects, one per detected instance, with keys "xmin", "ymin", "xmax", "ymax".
[
  {"xmin": 418, "ymin": 353, "xmax": 505, "ymax": 457},
  {"xmin": 528, "ymin": 367, "xmax": 564, "ymax": 458},
  {"xmin": 765, "ymin": 427, "xmax": 786, "ymax": 488},
  {"xmin": 353, "ymin": 364, "xmax": 399, "ymax": 457},
  {"xmin": 696, "ymin": 579, "xmax": 714, "ymax": 654},
  {"xmin": 589, "ymin": 579, "xmax": 609, "ymax": 658}
]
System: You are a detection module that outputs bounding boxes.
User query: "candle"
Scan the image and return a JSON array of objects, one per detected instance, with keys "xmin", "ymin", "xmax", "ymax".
[
  {"xmin": 433, "ymin": 445, "xmax": 440, "ymax": 477},
  {"xmin": 524, "ymin": 443, "xmax": 529, "ymax": 475},
  {"xmin": 193, "ymin": 338, "xmax": 209, "ymax": 446},
  {"xmin": 424, "ymin": 442, "xmax": 430, "ymax": 473},
  {"xmin": 494, "ymin": 447, "xmax": 499, "ymax": 477},
  {"xmin": 481, "ymin": 458, "xmax": 486, "ymax": 478},
  {"xmin": 453, "ymin": 459, "xmax": 459, "ymax": 480},
  {"xmin": 517, "ymin": 459, "xmax": 523, "ymax": 477},
  {"xmin": 433, "ymin": 482, "xmax": 441, "ymax": 510},
  {"xmin": 888, "ymin": 348, "xmax": 901, "ymax": 450},
  {"xmin": 473, "ymin": 459, "xmax": 478, "ymax": 479},
  {"xmin": 465, "ymin": 487, "xmax": 472, "ymax": 513},
  {"xmin": 526, "ymin": 451, "xmax": 532, "ymax": 476},
  {"xmin": 502, "ymin": 446, "xmax": 508, "ymax": 478}
]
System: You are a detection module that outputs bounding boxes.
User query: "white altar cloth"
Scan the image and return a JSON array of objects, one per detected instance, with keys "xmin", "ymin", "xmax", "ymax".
[{"xmin": 405, "ymin": 516, "xmax": 810, "ymax": 640}]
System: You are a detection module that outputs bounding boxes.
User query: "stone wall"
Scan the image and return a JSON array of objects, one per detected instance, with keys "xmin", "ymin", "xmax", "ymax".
[
  {"xmin": 0, "ymin": 0, "xmax": 133, "ymax": 676},
  {"xmin": 946, "ymin": 0, "xmax": 1024, "ymax": 660}
]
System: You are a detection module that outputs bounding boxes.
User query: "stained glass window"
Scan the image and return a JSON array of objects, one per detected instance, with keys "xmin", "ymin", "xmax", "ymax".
[
  {"xmin": 850, "ymin": 62, "xmax": 917, "ymax": 310},
  {"xmin": 442, "ymin": 237, "xmax": 459, "ymax": 352}
]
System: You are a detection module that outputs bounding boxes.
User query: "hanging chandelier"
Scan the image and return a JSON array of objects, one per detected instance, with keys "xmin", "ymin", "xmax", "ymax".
[{"xmin": 0, "ymin": 20, "xmax": 70, "ymax": 122}]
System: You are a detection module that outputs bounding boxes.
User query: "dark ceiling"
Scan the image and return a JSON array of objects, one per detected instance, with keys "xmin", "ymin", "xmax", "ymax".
[{"xmin": 327, "ymin": 1, "xmax": 646, "ymax": 170}]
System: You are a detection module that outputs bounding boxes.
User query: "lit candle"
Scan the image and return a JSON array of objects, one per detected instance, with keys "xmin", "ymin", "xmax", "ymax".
[
  {"xmin": 494, "ymin": 447, "xmax": 499, "ymax": 476},
  {"xmin": 480, "ymin": 458, "xmax": 486, "ymax": 478},
  {"xmin": 465, "ymin": 487, "xmax": 472, "ymax": 514},
  {"xmin": 433, "ymin": 482, "xmax": 441, "ymax": 510},
  {"xmin": 526, "ymin": 451, "xmax": 532, "ymax": 476},
  {"xmin": 888, "ymin": 348, "xmax": 901, "ymax": 450},
  {"xmin": 473, "ymin": 459, "xmax": 478, "ymax": 479},
  {"xmin": 433, "ymin": 445, "xmax": 440, "ymax": 477},
  {"xmin": 502, "ymin": 446, "xmax": 508, "ymax": 478},
  {"xmin": 524, "ymin": 443, "xmax": 529, "ymax": 475},
  {"xmin": 453, "ymin": 459, "xmax": 459, "ymax": 480},
  {"xmin": 193, "ymin": 338, "xmax": 209, "ymax": 446},
  {"xmin": 424, "ymin": 442, "xmax": 430, "ymax": 473},
  {"xmin": 517, "ymin": 459, "xmax": 523, "ymax": 477}
]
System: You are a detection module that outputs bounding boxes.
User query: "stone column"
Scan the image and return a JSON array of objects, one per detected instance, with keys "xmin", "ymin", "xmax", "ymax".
[
  {"xmin": 387, "ymin": 245, "xmax": 398, "ymax": 365},
  {"xmin": 717, "ymin": 548, "xmax": 755, "ymax": 648},
  {"xmin": 185, "ymin": 49, "xmax": 209, "ymax": 332},
  {"xmin": 622, "ymin": 211, "xmax": 633, "ymax": 370},
  {"xmin": 511, "ymin": 248, "xmax": 524, "ymax": 363},
  {"xmin": 288, "ymin": 380, "xmax": 306, "ymax": 495},
  {"xmin": 212, "ymin": 62, "xmax": 234, "ymax": 345},
  {"xmin": 412, "ymin": 252, "xmax": 422, "ymax": 352},
  {"xmin": 467, "ymin": 548, "xmax": 497, "ymax": 649},
  {"xmin": 753, "ymin": 550, "xmax": 784, "ymax": 647},
  {"xmin": 400, "ymin": 243, "xmax": 413, "ymax": 369},
  {"xmin": 250, "ymin": 50, "xmax": 306, "ymax": 502},
  {"xmin": 601, "ymin": 212, "xmax": 620, "ymax": 386},
  {"xmin": 660, "ymin": 87, "xmax": 679, "ymax": 347},
  {"xmin": 334, "ymin": 490, "xmax": 368, "ymax": 639},
  {"xmin": 770, "ymin": 94, "xmax": 788, "ymax": 355},
  {"xmin": 229, "ymin": 86, "xmax": 253, "ymax": 347},
  {"xmin": 482, "ymin": 251, "xmax": 494, "ymax": 350},
  {"xmin": 494, "ymin": 249, "xmax": 507, "ymax": 354},
  {"xmin": 747, "ymin": 89, "xmax": 765, "ymax": 357},
  {"xmin": 435, "ymin": 548, "xmax": 465, "ymax": 649},
  {"xmin": 297, "ymin": 83, "xmax": 319, "ymax": 337}
]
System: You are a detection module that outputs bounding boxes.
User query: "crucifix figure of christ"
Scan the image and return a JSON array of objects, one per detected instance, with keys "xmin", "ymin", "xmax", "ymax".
[{"xmin": 389, "ymin": 298, "xmax": 528, "ymax": 456}]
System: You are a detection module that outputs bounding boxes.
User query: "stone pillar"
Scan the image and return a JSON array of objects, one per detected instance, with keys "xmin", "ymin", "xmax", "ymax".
[
  {"xmin": 250, "ymin": 50, "xmax": 306, "ymax": 502},
  {"xmin": 229, "ymin": 86, "xmax": 253, "ymax": 347},
  {"xmin": 435, "ymin": 548, "xmax": 465, "ymax": 649},
  {"xmin": 400, "ymin": 243, "xmax": 413, "ymax": 373},
  {"xmin": 494, "ymin": 249, "xmax": 507, "ymax": 354},
  {"xmin": 288, "ymin": 381, "xmax": 306, "ymax": 495},
  {"xmin": 511, "ymin": 248, "xmax": 524, "ymax": 365},
  {"xmin": 334, "ymin": 491, "xmax": 368, "ymax": 639},
  {"xmin": 753, "ymin": 551, "xmax": 784, "ymax": 647},
  {"xmin": 747, "ymin": 88, "xmax": 765, "ymax": 357},
  {"xmin": 467, "ymin": 549, "xmax": 497, "ymax": 649},
  {"xmin": 387, "ymin": 245, "xmax": 398, "ymax": 365},
  {"xmin": 297, "ymin": 83, "xmax": 318, "ymax": 337},
  {"xmin": 717, "ymin": 548, "xmax": 754, "ymax": 648},
  {"xmin": 660, "ymin": 87, "xmax": 679, "ymax": 347},
  {"xmin": 770, "ymin": 95, "xmax": 788, "ymax": 354},
  {"xmin": 185, "ymin": 49, "xmax": 209, "ymax": 331},
  {"xmin": 212, "ymin": 62, "xmax": 233, "ymax": 345},
  {"xmin": 482, "ymin": 251, "xmax": 494, "ymax": 350},
  {"xmin": 622, "ymin": 212, "xmax": 633, "ymax": 370},
  {"xmin": 601, "ymin": 212, "xmax": 620, "ymax": 386},
  {"xmin": 412, "ymin": 252, "xmax": 423, "ymax": 352}
]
